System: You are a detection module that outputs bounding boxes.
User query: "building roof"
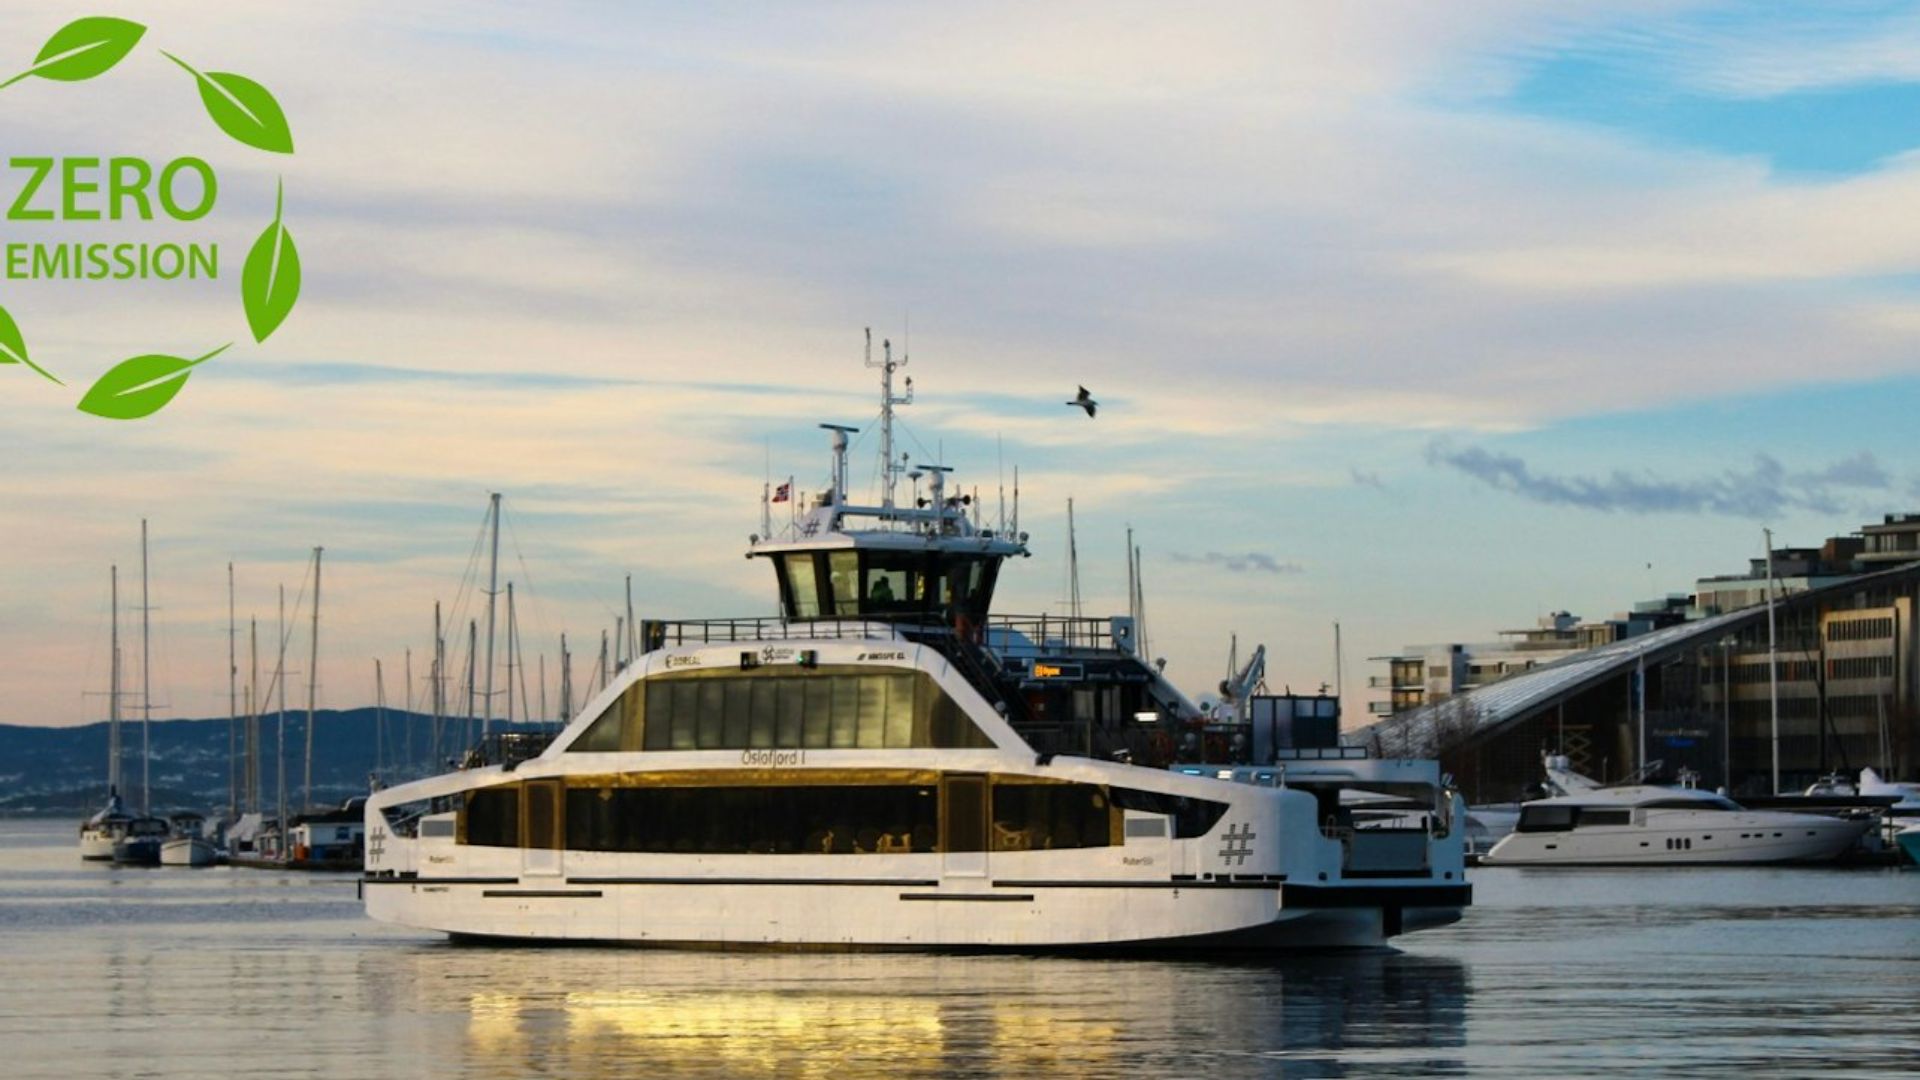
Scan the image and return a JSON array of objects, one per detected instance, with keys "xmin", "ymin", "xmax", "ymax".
[{"xmin": 1349, "ymin": 560, "xmax": 1920, "ymax": 758}]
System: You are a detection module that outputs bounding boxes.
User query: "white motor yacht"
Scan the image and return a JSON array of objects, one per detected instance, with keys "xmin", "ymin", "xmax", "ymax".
[
  {"xmin": 362, "ymin": 346, "xmax": 1471, "ymax": 951},
  {"xmin": 1482, "ymin": 756, "xmax": 1869, "ymax": 866}
]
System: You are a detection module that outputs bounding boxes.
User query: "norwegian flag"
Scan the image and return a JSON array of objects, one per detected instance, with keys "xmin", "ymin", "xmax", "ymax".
[{"xmin": 771, "ymin": 481, "xmax": 792, "ymax": 503}]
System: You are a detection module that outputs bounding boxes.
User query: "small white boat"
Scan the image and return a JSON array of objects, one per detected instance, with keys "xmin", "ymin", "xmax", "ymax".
[
  {"xmin": 1482, "ymin": 756, "xmax": 1870, "ymax": 866},
  {"xmin": 160, "ymin": 812, "xmax": 218, "ymax": 867},
  {"xmin": 78, "ymin": 795, "xmax": 134, "ymax": 861}
]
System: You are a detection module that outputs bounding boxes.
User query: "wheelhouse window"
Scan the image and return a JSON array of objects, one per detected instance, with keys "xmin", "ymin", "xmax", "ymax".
[
  {"xmin": 771, "ymin": 550, "xmax": 1002, "ymax": 623},
  {"xmin": 784, "ymin": 554, "xmax": 822, "ymax": 618},
  {"xmin": 566, "ymin": 667, "xmax": 995, "ymax": 753}
]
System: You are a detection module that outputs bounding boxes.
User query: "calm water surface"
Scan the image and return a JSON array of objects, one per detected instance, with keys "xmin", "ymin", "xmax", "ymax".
[{"xmin": 2, "ymin": 820, "xmax": 1916, "ymax": 1078}]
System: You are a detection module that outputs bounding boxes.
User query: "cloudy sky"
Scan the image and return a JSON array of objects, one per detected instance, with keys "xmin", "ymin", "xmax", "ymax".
[{"xmin": 6, "ymin": 1, "xmax": 1920, "ymax": 730}]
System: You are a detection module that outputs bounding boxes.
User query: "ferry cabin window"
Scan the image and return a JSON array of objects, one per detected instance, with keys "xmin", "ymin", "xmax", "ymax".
[
  {"xmin": 563, "ymin": 783, "xmax": 940, "ymax": 855},
  {"xmin": 1108, "ymin": 787, "xmax": 1230, "ymax": 838},
  {"xmin": 463, "ymin": 786, "xmax": 519, "ymax": 847},
  {"xmin": 990, "ymin": 779, "xmax": 1114, "ymax": 850},
  {"xmin": 469, "ymin": 776, "xmax": 1125, "ymax": 855},
  {"xmin": 567, "ymin": 669, "xmax": 994, "ymax": 752}
]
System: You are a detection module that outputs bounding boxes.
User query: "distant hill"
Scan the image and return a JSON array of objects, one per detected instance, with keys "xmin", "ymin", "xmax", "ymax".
[{"xmin": 0, "ymin": 709, "xmax": 553, "ymax": 817}]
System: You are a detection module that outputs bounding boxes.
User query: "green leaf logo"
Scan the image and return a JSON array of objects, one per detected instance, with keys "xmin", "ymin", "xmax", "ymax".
[
  {"xmin": 0, "ymin": 17, "xmax": 146, "ymax": 90},
  {"xmin": 76, "ymin": 344, "xmax": 230, "ymax": 420},
  {"xmin": 0, "ymin": 303, "xmax": 63, "ymax": 385},
  {"xmin": 161, "ymin": 51, "xmax": 294, "ymax": 154},
  {"xmin": 243, "ymin": 181, "xmax": 301, "ymax": 343}
]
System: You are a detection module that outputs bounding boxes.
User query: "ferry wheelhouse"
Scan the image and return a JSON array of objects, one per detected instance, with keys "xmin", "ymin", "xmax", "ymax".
[{"xmin": 363, "ymin": 346, "xmax": 1469, "ymax": 950}]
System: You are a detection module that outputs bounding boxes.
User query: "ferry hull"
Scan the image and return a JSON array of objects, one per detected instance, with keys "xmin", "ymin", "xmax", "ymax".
[{"xmin": 365, "ymin": 876, "xmax": 1469, "ymax": 952}]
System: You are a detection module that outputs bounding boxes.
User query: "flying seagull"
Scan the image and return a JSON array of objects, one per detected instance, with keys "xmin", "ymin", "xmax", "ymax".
[{"xmin": 1067, "ymin": 385, "xmax": 1097, "ymax": 418}]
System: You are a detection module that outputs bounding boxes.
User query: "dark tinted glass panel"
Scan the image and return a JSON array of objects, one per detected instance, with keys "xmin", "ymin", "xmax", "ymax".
[
  {"xmin": 991, "ymin": 781, "xmax": 1112, "ymax": 850},
  {"xmin": 830, "ymin": 677, "xmax": 859, "ymax": 748},
  {"xmin": 560, "ymin": 784, "xmax": 939, "ymax": 855},
  {"xmin": 574, "ymin": 670, "xmax": 995, "ymax": 754},
  {"xmin": 1517, "ymin": 805, "xmax": 1577, "ymax": 832},
  {"xmin": 1108, "ymin": 787, "xmax": 1230, "ymax": 838},
  {"xmin": 1577, "ymin": 808, "xmax": 1631, "ymax": 827},
  {"xmin": 697, "ymin": 680, "xmax": 726, "ymax": 748},
  {"xmin": 463, "ymin": 785, "xmax": 519, "ymax": 847},
  {"xmin": 774, "ymin": 677, "xmax": 805, "ymax": 745},
  {"xmin": 748, "ymin": 679, "xmax": 778, "ymax": 748},
  {"xmin": 573, "ymin": 701, "xmax": 622, "ymax": 752},
  {"xmin": 524, "ymin": 782, "xmax": 560, "ymax": 849},
  {"xmin": 802, "ymin": 679, "xmax": 833, "ymax": 748},
  {"xmin": 945, "ymin": 776, "xmax": 986, "ymax": 853}
]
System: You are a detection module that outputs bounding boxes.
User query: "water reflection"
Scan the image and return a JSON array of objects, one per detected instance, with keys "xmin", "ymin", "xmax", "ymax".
[{"xmin": 358, "ymin": 946, "xmax": 1468, "ymax": 1078}]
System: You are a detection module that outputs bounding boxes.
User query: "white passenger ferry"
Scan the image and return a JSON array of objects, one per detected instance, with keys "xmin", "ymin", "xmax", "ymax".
[{"xmin": 363, "ymin": 345, "xmax": 1470, "ymax": 950}]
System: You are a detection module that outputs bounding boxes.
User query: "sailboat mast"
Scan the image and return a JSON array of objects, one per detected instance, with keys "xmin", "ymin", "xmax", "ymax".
[
  {"xmin": 228, "ymin": 561, "xmax": 237, "ymax": 820},
  {"xmin": 304, "ymin": 546, "xmax": 322, "ymax": 811},
  {"xmin": 625, "ymin": 575, "xmax": 636, "ymax": 668},
  {"xmin": 561, "ymin": 634, "xmax": 572, "ymax": 723},
  {"xmin": 466, "ymin": 619, "xmax": 478, "ymax": 746},
  {"xmin": 248, "ymin": 617, "xmax": 258, "ymax": 813},
  {"xmin": 109, "ymin": 565, "xmax": 120, "ymax": 799},
  {"xmin": 403, "ymin": 648, "xmax": 413, "ymax": 771},
  {"xmin": 431, "ymin": 601, "xmax": 444, "ymax": 764},
  {"xmin": 505, "ymin": 582, "xmax": 517, "ymax": 725},
  {"xmin": 1066, "ymin": 499, "xmax": 1081, "ymax": 619},
  {"xmin": 373, "ymin": 658, "xmax": 385, "ymax": 786},
  {"xmin": 482, "ymin": 493, "xmax": 501, "ymax": 737},
  {"xmin": 1764, "ymin": 527, "xmax": 1780, "ymax": 793},
  {"xmin": 140, "ymin": 518, "xmax": 150, "ymax": 817},
  {"xmin": 276, "ymin": 584, "xmax": 287, "ymax": 833}
]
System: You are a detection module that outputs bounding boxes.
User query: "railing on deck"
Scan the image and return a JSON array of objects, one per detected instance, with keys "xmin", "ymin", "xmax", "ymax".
[{"xmin": 987, "ymin": 614, "xmax": 1126, "ymax": 655}]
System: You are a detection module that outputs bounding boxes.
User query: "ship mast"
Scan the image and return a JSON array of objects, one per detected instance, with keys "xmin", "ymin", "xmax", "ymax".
[{"xmin": 865, "ymin": 327, "xmax": 913, "ymax": 511}]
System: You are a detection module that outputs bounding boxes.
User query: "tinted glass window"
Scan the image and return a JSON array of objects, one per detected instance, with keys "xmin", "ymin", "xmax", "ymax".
[
  {"xmin": 991, "ymin": 781, "xmax": 1113, "ymax": 850},
  {"xmin": 463, "ymin": 785, "xmax": 519, "ymax": 847},
  {"xmin": 1108, "ymin": 787, "xmax": 1230, "ymax": 838},
  {"xmin": 1517, "ymin": 805, "xmax": 1577, "ymax": 832},
  {"xmin": 785, "ymin": 554, "xmax": 821, "ymax": 618},
  {"xmin": 562, "ymin": 783, "xmax": 939, "ymax": 855},
  {"xmin": 577, "ymin": 669, "xmax": 994, "ymax": 753}
]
